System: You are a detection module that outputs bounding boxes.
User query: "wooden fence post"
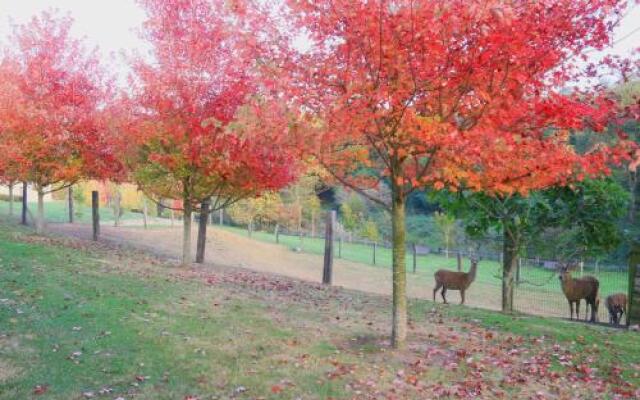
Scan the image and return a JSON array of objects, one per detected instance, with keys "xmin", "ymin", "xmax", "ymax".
[
  {"xmin": 8, "ymin": 183, "xmax": 13, "ymax": 217},
  {"xmin": 322, "ymin": 210, "xmax": 335, "ymax": 285},
  {"xmin": 456, "ymin": 252, "xmax": 462, "ymax": 271},
  {"xmin": 628, "ymin": 241, "xmax": 640, "ymax": 327},
  {"xmin": 68, "ymin": 186, "xmax": 74, "ymax": 223},
  {"xmin": 195, "ymin": 199, "xmax": 210, "ymax": 264},
  {"xmin": 21, "ymin": 182, "xmax": 27, "ymax": 225},
  {"xmin": 412, "ymin": 243, "xmax": 417, "ymax": 274},
  {"xmin": 372, "ymin": 242, "xmax": 377, "ymax": 265},
  {"xmin": 92, "ymin": 191, "xmax": 100, "ymax": 241}
]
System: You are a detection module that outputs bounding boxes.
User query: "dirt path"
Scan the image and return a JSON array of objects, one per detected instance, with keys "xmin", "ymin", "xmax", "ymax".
[
  {"xmin": 47, "ymin": 221, "xmax": 593, "ymax": 320},
  {"xmin": 48, "ymin": 222, "xmax": 507, "ymax": 309}
]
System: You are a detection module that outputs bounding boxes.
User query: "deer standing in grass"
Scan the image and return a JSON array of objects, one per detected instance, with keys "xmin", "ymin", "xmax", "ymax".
[
  {"xmin": 433, "ymin": 258, "xmax": 478, "ymax": 305},
  {"xmin": 605, "ymin": 293, "xmax": 627, "ymax": 326},
  {"xmin": 558, "ymin": 264, "xmax": 599, "ymax": 322}
]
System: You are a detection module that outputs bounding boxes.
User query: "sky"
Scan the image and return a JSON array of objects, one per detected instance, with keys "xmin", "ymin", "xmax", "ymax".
[{"xmin": 0, "ymin": 0, "xmax": 638, "ymax": 79}]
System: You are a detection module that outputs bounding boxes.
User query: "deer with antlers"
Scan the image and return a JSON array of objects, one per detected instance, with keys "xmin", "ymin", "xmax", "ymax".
[
  {"xmin": 433, "ymin": 257, "xmax": 478, "ymax": 305},
  {"xmin": 558, "ymin": 263, "xmax": 600, "ymax": 323}
]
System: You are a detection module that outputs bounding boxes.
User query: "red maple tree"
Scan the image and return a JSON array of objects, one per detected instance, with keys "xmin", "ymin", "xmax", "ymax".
[
  {"xmin": 282, "ymin": 0, "xmax": 629, "ymax": 347},
  {"xmin": 124, "ymin": 0, "xmax": 302, "ymax": 264},
  {"xmin": 0, "ymin": 11, "xmax": 120, "ymax": 233}
]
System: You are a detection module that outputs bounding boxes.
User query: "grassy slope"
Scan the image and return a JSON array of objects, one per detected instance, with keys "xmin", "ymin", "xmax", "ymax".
[{"xmin": 0, "ymin": 221, "xmax": 638, "ymax": 399}]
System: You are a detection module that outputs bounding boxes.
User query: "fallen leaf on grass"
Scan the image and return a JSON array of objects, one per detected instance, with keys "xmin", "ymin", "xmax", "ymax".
[{"xmin": 33, "ymin": 385, "xmax": 48, "ymax": 395}]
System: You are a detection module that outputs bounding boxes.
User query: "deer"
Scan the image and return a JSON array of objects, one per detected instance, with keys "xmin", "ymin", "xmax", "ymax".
[
  {"xmin": 605, "ymin": 293, "xmax": 627, "ymax": 326},
  {"xmin": 558, "ymin": 264, "xmax": 599, "ymax": 323},
  {"xmin": 433, "ymin": 257, "xmax": 478, "ymax": 305}
]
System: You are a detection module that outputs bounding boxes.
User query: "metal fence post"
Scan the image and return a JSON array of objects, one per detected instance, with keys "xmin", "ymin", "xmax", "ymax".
[
  {"xmin": 372, "ymin": 242, "xmax": 376, "ymax": 265},
  {"xmin": 412, "ymin": 243, "xmax": 417, "ymax": 273}
]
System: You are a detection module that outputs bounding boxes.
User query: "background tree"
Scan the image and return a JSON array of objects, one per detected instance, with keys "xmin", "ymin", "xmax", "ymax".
[
  {"xmin": 125, "ymin": 0, "xmax": 301, "ymax": 264},
  {"xmin": 228, "ymin": 193, "xmax": 283, "ymax": 236},
  {"xmin": 433, "ymin": 211, "xmax": 457, "ymax": 258},
  {"xmin": 440, "ymin": 178, "xmax": 628, "ymax": 311},
  {"xmin": 282, "ymin": 0, "xmax": 627, "ymax": 347},
  {"xmin": 0, "ymin": 11, "xmax": 119, "ymax": 234},
  {"xmin": 359, "ymin": 219, "xmax": 380, "ymax": 243}
]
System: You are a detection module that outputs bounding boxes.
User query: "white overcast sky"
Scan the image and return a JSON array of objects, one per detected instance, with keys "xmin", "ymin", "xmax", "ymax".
[{"xmin": 0, "ymin": 0, "xmax": 638, "ymax": 82}]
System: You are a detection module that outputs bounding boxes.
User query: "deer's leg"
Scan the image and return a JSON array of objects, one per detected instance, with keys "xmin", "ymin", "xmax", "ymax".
[
  {"xmin": 460, "ymin": 289, "xmax": 465, "ymax": 305},
  {"xmin": 433, "ymin": 283, "xmax": 441, "ymax": 302},
  {"xmin": 576, "ymin": 300, "xmax": 580, "ymax": 320},
  {"xmin": 568, "ymin": 300, "xmax": 574, "ymax": 320},
  {"xmin": 441, "ymin": 287, "xmax": 448, "ymax": 304}
]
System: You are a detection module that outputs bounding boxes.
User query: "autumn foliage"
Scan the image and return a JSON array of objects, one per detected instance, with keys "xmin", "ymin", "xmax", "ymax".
[
  {"xmin": 281, "ymin": 0, "xmax": 632, "ymax": 347},
  {"xmin": 0, "ymin": 11, "xmax": 120, "ymax": 233},
  {"xmin": 123, "ymin": 0, "xmax": 302, "ymax": 263}
]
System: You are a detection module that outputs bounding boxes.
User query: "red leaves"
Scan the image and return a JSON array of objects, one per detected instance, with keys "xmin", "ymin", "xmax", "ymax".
[
  {"xmin": 32, "ymin": 384, "xmax": 49, "ymax": 395},
  {"xmin": 123, "ymin": 0, "xmax": 301, "ymax": 212},
  {"xmin": 0, "ymin": 11, "xmax": 120, "ymax": 187},
  {"xmin": 283, "ymin": 0, "xmax": 630, "ymax": 200}
]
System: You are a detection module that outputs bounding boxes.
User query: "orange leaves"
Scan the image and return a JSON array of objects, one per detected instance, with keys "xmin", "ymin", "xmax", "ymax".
[
  {"xmin": 284, "ymin": 0, "xmax": 628, "ymax": 201},
  {"xmin": 0, "ymin": 11, "xmax": 118, "ymax": 187},
  {"xmin": 124, "ymin": 1, "xmax": 302, "ymax": 208}
]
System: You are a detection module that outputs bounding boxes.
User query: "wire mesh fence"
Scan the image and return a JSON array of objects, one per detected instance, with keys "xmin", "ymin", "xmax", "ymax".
[{"xmin": 225, "ymin": 226, "xmax": 629, "ymax": 323}]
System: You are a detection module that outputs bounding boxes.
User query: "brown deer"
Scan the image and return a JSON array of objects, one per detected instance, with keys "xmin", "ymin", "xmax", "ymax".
[
  {"xmin": 558, "ymin": 264, "xmax": 599, "ymax": 322},
  {"xmin": 605, "ymin": 293, "xmax": 627, "ymax": 326},
  {"xmin": 433, "ymin": 258, "xmax": 478, "ymax": 305}
]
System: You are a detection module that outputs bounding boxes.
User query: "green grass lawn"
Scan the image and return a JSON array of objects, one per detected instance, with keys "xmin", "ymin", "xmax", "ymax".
[
  {"xmin": 220, "ymin": 225, "xmax": 628, "ymax": 296},
  {"xmin": 0, "ymin": 199, "xmax": 140, "ymax": 224},
  {"xmin": 0, "ymin": 221, "xmax": 638, "ymax": 399}
]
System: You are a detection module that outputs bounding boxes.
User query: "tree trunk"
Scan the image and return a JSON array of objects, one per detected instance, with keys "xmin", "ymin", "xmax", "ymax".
[
  {"xmin": 92, "ymin": 191, "xmax": 100, "ymax": 241},
  {"xmin": 36, "ymin": 187, "xmax": 45, "ymax": 234},
  {"xmin": 142, "ymin": 196, "xmax": 148, "ymax": 229},
  {"xmin": 196, "ymin": 200, "xmax": 210, "ymax": 264},
  {"xmin": 68, "ymin": 186, "xmax": 74, "ymax": 223},
  {"xmin": 21, "ymin": 182, "xmax": 27, "ymax": 225},
  {"xmin": 502, "ymin": 224, "xmax": 518, "ymax": 313},
  {"xmin": 248, "ymin": 219, "xmax": 253, "ymax": 237},
  {"xmin": 628, "ymin": 171, "xmax": 637, "ymax": 224},
  {"xmin": 113, "ymin": 189, "xmax": 121, "ymax": 227},
  {"xmin": 8, "ymin": 183, "xmax": 14, "ymax": 217},
  {"xmin": 182, "ymin": 201, "xmax": 192, "ymax": 265},
  {"xmin": 627, "ymin": 241, "xmax": 640, "ymax": 327},
  {"xmin": 391, "ymin": 196, "xmax": 407, "ymax": 349}
]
